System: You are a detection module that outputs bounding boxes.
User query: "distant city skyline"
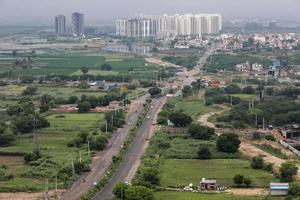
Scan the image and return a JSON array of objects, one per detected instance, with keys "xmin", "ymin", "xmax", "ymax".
[{"xmin": 1, "ymin": 0, "xmax": 300, "ymax": 25}]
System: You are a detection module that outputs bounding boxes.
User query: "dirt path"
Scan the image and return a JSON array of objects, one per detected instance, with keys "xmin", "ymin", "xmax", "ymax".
[
  {"xmin": 0, "ymin": 190, "xmax": 65, "ymax": 200},
  {"xmin": 226, "ymin": 188, "xmax": 268, "ymax": 196}
]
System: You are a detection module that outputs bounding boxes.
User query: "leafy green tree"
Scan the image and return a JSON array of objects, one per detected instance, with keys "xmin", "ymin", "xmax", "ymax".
[
  {"xmin": 40, "ymin": 94, "xmax": 52, "ymax": 113},
  {"xmin": 188, "ymin": 124, "xmax": 214, "ymax": 140},
  {"xmin": 14, "ymin": 114, "xmax": 49, "ymax": 134},
  {"xmin": 280, "ymin": 162, "xmax": 298, "ymax": 182},
  {"xmin": 182, "ymin": 85, "xmax": 193, "ymax": 97},
  {"xmin": 169, "ymin": 112, "xmax": 192, "ymax": 127},
  {"xmin": 77, "ymin": 101, "xmax": 91, "ymax": 113},
  {"xmin": 251, "ymin": 156, "xmax": 264, "ymax": 169},
  {"xmin": 216, "ymin": 133, "xmax": 240, "ymax": 153},
  {"xmin": 125, "ymin": 185, "xmax": 154, "ymax": 200},
  {"xmin": 197, "ymin": 146, "xmax": 211, "ymax": 159},
  {"xmin": 113, "ymin": 182, "xmax": 129, "ymax": 199},
  {"xmin": 101, "ymin": 63, "xmax": 112, "ymax": 71},
  {"xmin": 79, "ymin": 81, "xmax": 90, "ymax": 89},
  {"xmin": 148, "ymin": 87, "xmax": 162, "ymax": 97},
  {"xmin": 233, "ymin": 174, "xmax": 244, "ymax": 186},
  {"xmin": 242, "ymin": 86, "xmax": 255, "ymax": 94},
  {"xmin": 243, "ymin": 177, "xmax": 252, "ymax": 187},
  {"xmin": 80, "ymin": 67, "xmax": 89, "ymax": 74},
  {"xmin": 22, "ymin": 86, "xmax": 37, "ymax": 96},
  {"xmin": 68, "ymin": 96, "xmax": 78, "ymax": 104},
  {"xmin": 225, "ymin": 84, "xmax": 241, "ymax": 94},
  {"xmin": 288, "ymin": 182, "xmax": 300, "ymax": 196},
  {"xmin": 89, "ymin": 135, "xmax": 108, "ymax": 150}
]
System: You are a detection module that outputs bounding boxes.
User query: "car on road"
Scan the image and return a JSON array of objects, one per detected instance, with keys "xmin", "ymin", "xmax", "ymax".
[{"xmin": 146, "ymin": 116, "xmax": 150, "ymax": 119}]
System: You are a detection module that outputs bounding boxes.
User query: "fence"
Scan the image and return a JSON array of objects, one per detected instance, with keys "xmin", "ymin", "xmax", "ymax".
[{"xmin": 280, "ymin": 140, "xmax": 300, "ymax": 157}]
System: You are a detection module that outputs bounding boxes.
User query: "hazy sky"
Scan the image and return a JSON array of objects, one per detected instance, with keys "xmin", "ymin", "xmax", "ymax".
[{"xmin": 0, "ymin": 0, "xmax": 300, "ymax": 25}]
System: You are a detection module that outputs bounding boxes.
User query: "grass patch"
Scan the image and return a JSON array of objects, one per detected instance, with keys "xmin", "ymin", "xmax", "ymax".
[
  {"xmin": 70, "ymin": 69, "xmax": 119, "ymax": 76},
  {"xmin": 154, "ymin": 191, "xmax": 273, "ymax": 200},
  {"xmin": 160, "ymin": 159, "xmax": 278, "ymax": 187},
  {"xmin": 253, "ymin": 143, "xmax": 288, "ymax": 160}
]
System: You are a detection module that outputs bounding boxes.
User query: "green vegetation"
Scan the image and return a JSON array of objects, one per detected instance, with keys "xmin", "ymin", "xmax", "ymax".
[
  {"xmin": 160, "ymin": 159, "xmax": 278, "ymax": 187},
  {"xmin": 253, "ymin": 144, "xmax": 288, "ymax": 160},
  {"xmin": 154, "ymin": 191, "xmax": 269, "ymax": 200},
  {"xmin": 162, "ymin": 56, "xmax": 198, "ymax": 70},
  {"xmin": 205, "ymin": 53, "xmax": 272, "ymax": 73}
]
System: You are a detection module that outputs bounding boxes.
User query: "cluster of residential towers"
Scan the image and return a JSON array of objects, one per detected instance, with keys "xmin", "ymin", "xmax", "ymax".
[
  {"xmin": 55, "ymin": 12, "xmax": 84, "ymax": 36},
  {"xmin": 116, "ymin": 14, "xmax": 222, "ymax": 38}
]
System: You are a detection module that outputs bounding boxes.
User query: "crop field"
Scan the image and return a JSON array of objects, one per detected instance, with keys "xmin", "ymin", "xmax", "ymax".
[
  {"xmin": 0, "ymin": 113, "xmax": 105, "ymax": 191},
  {"xmin": 160, "ymin": 159, "xmax": 278, "ymax": 187},
  {"xmin": 0, "ymin": 50, "xmax": 160, "ymax": 80},
  {"xmin": 154, "ymin": 191, "xmax": 277, "ymax": 200}
]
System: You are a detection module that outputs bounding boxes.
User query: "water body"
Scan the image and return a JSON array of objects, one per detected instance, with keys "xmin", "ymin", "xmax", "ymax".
[{"xmin": 103, "ymin": 44, "xmax": 152, "ymax": 56}]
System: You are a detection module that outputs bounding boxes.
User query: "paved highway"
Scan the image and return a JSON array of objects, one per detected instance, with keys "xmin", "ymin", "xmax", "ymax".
[
  {"xmin": 61, "ymin": 96, "xmax": 147, "ymax": 200},
  {"xmin": 94, "ymin": 97, "xmax": 166, "ymax": 200}
]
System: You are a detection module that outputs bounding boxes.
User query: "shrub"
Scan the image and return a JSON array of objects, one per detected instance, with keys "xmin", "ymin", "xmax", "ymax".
[
  {"xmin": 216, "ymin": 133, "xmax": 240, "ymax": 153},
  {"xmin": 243, "ymin": 177, "xmax": 252, "ymax": 187},
  {"xmin": 0, "ymin": 168, "xmax": 13, "ymax": 181},
  {"xmin": 288, "ymin": 182, "xmax": 300, "ymax": 196},
  {"xmin": 251, "ymin": 156, "xmax": 264, "ymax": 169},
  {"xmin": 280, "ymin": 162, "xmax": 298, "ymax": 182},
  {"xmin": 233, "ymin": 174, "xmax": 244, "ymax": 186},
  {"xmin": 188, "ymin": 124, "xmax": 215, "ymax": 140},
  {"xmin": 125, "ymin": 185, "xmax": 154, "ymax": 200},
  {"xmin": 113, "ymin": 182, "xmax": 129, "ymax": 199},
  {"xmin": 263, "ymin": 163, "xmax": 274, "ymax": 172},
  {"xmin": 197, "ymin": 146, "xmax": 211, "ymax": 159},
  {"xmin": 265, "ymin": 135, "xmax": 276, "ymax": 141}
]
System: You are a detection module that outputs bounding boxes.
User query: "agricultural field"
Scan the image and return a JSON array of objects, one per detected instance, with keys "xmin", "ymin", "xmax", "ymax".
[
  {"xmin": 160, "ymin": 159, "xmax": 279, "ymax": 187},
  {"xmin": 0, "ymin": 113, "xmax": 105, "ymax": 191},
  {"xmin": 0, "ymin": 50, "xmax": 160, "ymax": 80},
  {"xmin": 154, "ymin": 191, "xmax": 279, "ymax": 200}
]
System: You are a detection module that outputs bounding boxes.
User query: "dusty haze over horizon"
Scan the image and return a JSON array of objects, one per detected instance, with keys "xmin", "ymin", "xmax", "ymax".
[{"xmin": 0, "ymin": 0, "xmax": 300, "ymax": 25}]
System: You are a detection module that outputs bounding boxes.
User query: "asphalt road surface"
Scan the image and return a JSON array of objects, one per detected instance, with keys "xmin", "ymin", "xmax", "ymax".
[
  {"xmin": 61, "ymin": 96, "xmax": 147, "ymax": 200},
  {"xmin": 94, "ymin": 97, "xmax": 166, "ymax": 200}
]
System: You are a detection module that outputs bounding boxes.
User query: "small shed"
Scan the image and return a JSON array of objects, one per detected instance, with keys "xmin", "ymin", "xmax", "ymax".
[
  {"xmin": 198, "ymin": 178, "xmax": 217, "ymax": 191},
  {"xmin": 270, "ymin": 183, "xmax": 289, "ymax": 196}
]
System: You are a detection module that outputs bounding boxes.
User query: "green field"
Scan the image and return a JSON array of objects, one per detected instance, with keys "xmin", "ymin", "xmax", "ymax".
[
  {"xmin": 154, "ymin": 191, "xmax": 279, "ymax": 200},
  {"xmin": 0, "ymin": 113, "xmax": 105, "ymax": 191},
  {"xmin": 160, "ymin": 159, "xmax": 278, "ymax": 187},
  {"xmin": 154, "ymin": 191, "xmax": 272, "ymax": 200}
]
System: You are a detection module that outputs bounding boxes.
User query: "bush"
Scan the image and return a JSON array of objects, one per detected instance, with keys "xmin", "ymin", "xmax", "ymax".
[
  {"xmin": 280, "ymin": 162, "xmax": 298, "ymax": 182},
  {"xmin": 216, "ymin": 133, "xmax": 240, "ymax": 153},
  {"xmin": 242, "ymin": 86, "xmax": 255, "ymax": 94},
  {"xmin": 225, "ymin": 84, "xmax": 241, "ymax": 94},
  {"xmin": 113, "ymin": 182, "xmax": 129, "ymax": 199},
  {"xmin": 251, "ymin": 156, "xmax": 264, "ymax": 169},
  {"xmin": 288, "ymin": 182, "xmax": 300, "ymax": 196},
  {"xmin": 243, "ymin": 177, "xmax": 252, "ymax": 187},
  {"xmin": 0, "ymin": 168, "xmax": 13, "ymax": 181},
  {"xmin": 125, "ymin": 185, "xmax": 154, "ymax": 200},
  {"xmin": 197, "ymin": 146, "xmax": 211, "ymax": 159},
  {"xmin": 22, "ymin": 86, "xmax": 37, "ymax": 96},
  {"xmin": 169, "ymin": 112, "xmax": 192, "ymax": 127},
  {"xmin": 233, "ymin": 174, "xmax": 244, "ymax": 186},
  {"xmin": 188, "ymin": 124, "xmax": 215, "ymax": 140},
  {"xmin": 265, "ymin": 135, "xmax": 276, "ymax": 141},
  {"xmin": 24, "ymin": 149, "xmax": 41, "ymax": 163},
  {"xmin": 263, "ymin": 163, "xmax": 274, "ymax": 172}
]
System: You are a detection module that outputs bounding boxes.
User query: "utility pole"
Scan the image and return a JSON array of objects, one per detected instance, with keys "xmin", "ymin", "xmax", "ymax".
[
  {"xmin": 255, "ymin": 114, "xmax": 258, "ymax": 126},
  {"xmin": 79, "ymin": 151, "xmax": 82, "ymax": 163},
  {"xmin": 263, "ymin": 117, "xmax": 265, "ymax": 130},
  {"xmin": 105, "ymin": 121, "xmax": 108, "ymax": 134},
  {"xmin": 55, "ymin": 177, "xmax": 58, "ymax": 197},
  {"xmin": 33, "ymin": 114, "xmax": 40, "ymax": 155},
  {"xmin": 230, "ymin": 96, "xmax": 233, "ymax": 106},
  {"xmin": 87, "ymin": 140, "xmax": 90, "ymax": 157},
  {"xmin": 71, "ymin": 159, "xmax": 75, "ymax": 176},
  {"xmin": 44, "ymin": 178, "xmax": 48, "ymax": 200}
]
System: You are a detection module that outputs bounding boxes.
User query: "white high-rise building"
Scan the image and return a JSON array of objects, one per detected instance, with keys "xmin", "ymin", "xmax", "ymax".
[
  {"xmin": 55, "ymin": 15, "xmax": 66, "ymax": 36},
  {"xmin": 116, "ymin": 13, "xmax": 222, "ymax": 38}
]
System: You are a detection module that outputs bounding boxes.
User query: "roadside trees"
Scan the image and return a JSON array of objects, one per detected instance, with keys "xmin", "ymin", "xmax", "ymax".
[
  {"xmin": 188, "ymin": 124, "xmax": 215, "ymax": 140},
  {"xmin": 148, "ymin": 87, "xmax": 162, "ymax": 97},
  {"xmin": 125, "ymin": 185, "xmax": 154, "ymax": 200}
]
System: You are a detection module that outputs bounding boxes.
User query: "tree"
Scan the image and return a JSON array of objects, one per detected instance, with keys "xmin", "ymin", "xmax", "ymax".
[
  {"xmin": 101, "ymin": 63, "xmax": 112, "ymax": 71},
  {"xmin": 22, "ymin": 86, "xmax": 37, "ymax": 96},
  {"xmin": 14, "ymin": 114, "xmax": 49, "ymax": 134},
  {"xmin": 89, "ymin": 135, "xmax": 108, "ymax": 150},
  {"xmin": 125, "ymin": 185, "xmax": 154, "ymax": 200},
  {"xmin": 225, "ymin": 84, "xmax": 241, "ymax": 94},
  {"xmin": 80, "ymin": 67, "xmax": 89, "ymax": 74},
  {"xmin": 288, "ymin": 182, "xmax": 300, "ymax": 196},
  {"xmin": 40, "ymin": 94, "xmax": 52, "ymax": 113},
  {"xmin": 242, "ymin": 86, "xmax": 255, "ymax": 94},
  {"xmin": 148, "ymin": 87, "xmax": 162, "ymax": 97},
  {"xmin": 113, "ymin": 182, "xmax": 129, "ymax": 199},
  {"xmin": 182, "ymin": 85, "xmax": 193, "ymax": 97},
  {"xmin": 251, "ymin": 156, "xmax": 264, "ymax": 169},
  {"xmin": 216, "ymin": 133, "xmax": 240, "ymax": 153},
  {"xmin": 169, "ymin": 112, "xmax": 192, "ymax": 127},
  {"xmin": 233, "ymin": 174, "xmax": 244, "ymax": 186},
  {"xmin": 197, "ymin": 146, "xmax": 211, "ymax": 159},
  {"xmin": 280, "ymin": 162, "xmax": 298, "ymax": 182},
  {"xmin": 77, "ymin": 101, "xmax": 91, "ymax": 113},
  {"xmin": 243, "ymin": 177, "xmax": 252, "ymax": 187},
  {"xmin": 140, "ymin": 167, "xmax": 160, "ymax": 186},
  {"xmin": 68, "ymin": 96, "xmax": 78, "ymax": 104},
  {"xmin": 188, "ymin": 124, "xmax": 214, "ymax": 140},
  {"xmin": 79, "ymin": 81, "xmax": 90, "ymax": 89}
]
